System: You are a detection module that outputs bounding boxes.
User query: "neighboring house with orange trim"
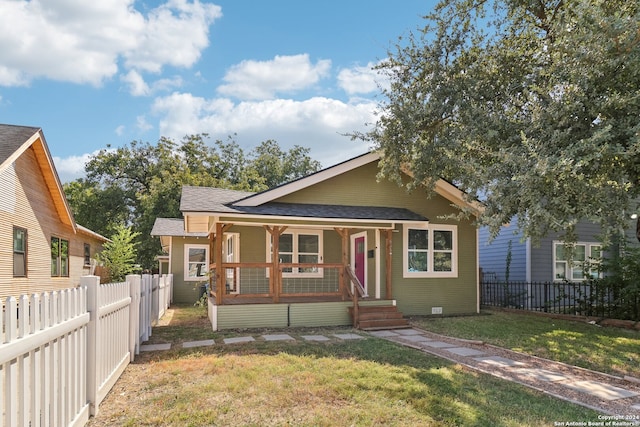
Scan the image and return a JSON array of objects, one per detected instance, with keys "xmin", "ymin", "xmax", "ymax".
[{"xmin": 0, "ymin": 124, "xmax": 108, "ymax": 301}]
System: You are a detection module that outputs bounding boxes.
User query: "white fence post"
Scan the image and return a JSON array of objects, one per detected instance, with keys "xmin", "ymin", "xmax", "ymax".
[
  {"xmin": 4, "ymin": 296, "xmax": 18, "ymax": 427},
  {"xmin": 158, "ymin": 275, "xmax": 166, "ymax": 320},
  {"xmin": 151, "ymin": 274, "xmax": 160, "ymax": 325},
  {"xmin": 82, "ymin": 275, "xmax": 100, "ymax": 417},
  {"xmin": 128, "ymin": 274, "xmax": 141, "ymax": 359},
  {"xmin": 167, "ymin": 273, "xmax": 174, "ymax": 304},
  {"xmin": 140, "ymin": 274, "xmax": 152, "ymax": 341}
]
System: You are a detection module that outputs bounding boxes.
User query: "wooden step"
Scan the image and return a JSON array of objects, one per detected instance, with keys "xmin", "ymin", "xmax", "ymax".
[
  {"xmin": 350, "ymin": 304, "xmax": 410, "ymax": 330},
  {"xmin": 358, "ymin": 310, "xmax": 404, "ymax": 321},
  {"xmin": 358, "ymin": 318, "xmax": 410, "ymax": 331},
  {"xmin": 353, "ymin": 305, "xmax": 401, "ymax": 313}
]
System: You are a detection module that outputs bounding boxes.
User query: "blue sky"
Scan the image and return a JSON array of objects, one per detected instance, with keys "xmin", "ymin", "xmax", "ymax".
[{"xmin": 0, "ymin": 0, "xmax": 435, "ymax": 182}]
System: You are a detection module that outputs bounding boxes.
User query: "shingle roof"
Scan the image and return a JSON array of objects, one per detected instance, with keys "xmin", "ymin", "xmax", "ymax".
[
  {"xmin": 180, "ymin": 186, "xmax": 255, "ymax": 213},
  {"xmin": 235, "ymin": 203, "xmax": 427, "ymax": 221},
  {"xmin": 179, "ymin": 185, "xmax": 427, "ymax": 222},
  {"xmin": 150, "ymin": 218, "xmax": 208, "ymax": 237},
  {"xmin": 0, "ymin": 124, "xmax": 40, "ymax": 166}
]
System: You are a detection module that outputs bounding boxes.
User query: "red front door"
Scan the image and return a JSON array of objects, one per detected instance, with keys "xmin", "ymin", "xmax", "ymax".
[{"xmin": 355, "ymin": 236, "xmax": 365, "ymax": 285}]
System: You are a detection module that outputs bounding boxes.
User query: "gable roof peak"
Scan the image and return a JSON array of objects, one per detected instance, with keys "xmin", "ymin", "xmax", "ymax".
[
  {"xmin": 234, "ymin": 151, "xmax": 381, "ymax": 207},
  {"xmin": 0, "ymin": 124, "xmax": 78, "ymax": 230}
]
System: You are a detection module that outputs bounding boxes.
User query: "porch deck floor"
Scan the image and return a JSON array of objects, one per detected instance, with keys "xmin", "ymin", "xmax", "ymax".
[{"xmin": 217, "ymin": 295, "xmax": 350, "ymax": 305}]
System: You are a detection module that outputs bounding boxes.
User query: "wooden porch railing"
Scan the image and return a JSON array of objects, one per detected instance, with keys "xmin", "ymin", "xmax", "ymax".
[
  {"xmin": 344, "ymin": 265, "xmax": 368, "ymax": 328},
  {"xmin": 209, "ymin": 262, "xmax": 346, "ymax": 304}
]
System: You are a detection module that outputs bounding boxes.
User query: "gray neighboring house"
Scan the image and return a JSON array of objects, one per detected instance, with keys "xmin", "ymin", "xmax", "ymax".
[{"xmin": 479, "ymin": 217, "xmax": 639, "ymax": 283}]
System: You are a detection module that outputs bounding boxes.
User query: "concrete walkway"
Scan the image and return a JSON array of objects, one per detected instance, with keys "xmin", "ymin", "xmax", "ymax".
[
  {"xmin": 140, "ymin": 327, "xmax": 640, "ymax": 417},
  {"xmin": 371, "ymin": 327, "xmax": 640, "ymax": 418},
  {"xmin": 139, "ymin": 331, "xmax": 364, "ymax": 351}
]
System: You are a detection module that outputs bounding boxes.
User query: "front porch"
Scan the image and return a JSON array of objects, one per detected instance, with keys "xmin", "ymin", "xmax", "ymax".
[{"xmin": 205, "ymin": 260, "xmax": 408, "ymax": 330}]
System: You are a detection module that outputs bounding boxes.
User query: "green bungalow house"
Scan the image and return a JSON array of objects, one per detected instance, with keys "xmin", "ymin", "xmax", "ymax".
[{"xmin": 151, "ymin": 152, "xmax": 483, "ymax": 330}]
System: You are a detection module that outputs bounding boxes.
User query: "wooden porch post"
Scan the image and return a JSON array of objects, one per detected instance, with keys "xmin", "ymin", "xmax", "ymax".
[
  {"xmin": 208, "ymin": 232, "xmax": 215, "ymax": 298},
  {"xmin": 334, "ymin": 228, "xmax": 349, "ymax": 298},
  {"xmin": 264, "ymin": 226, "xmax": 287, "ymax": 303},
  {"xmin": 214, "ymin": 222, "xmax": 224, "ymax": 305},
  {"xmin": 385, "ymin": 229, "xmax": 393, "ymax": 300}
]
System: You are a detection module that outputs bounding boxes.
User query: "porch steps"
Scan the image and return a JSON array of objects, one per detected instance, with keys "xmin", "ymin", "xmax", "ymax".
[{"xmin": 350, "ymin": 305, "xmax": 410, "ymax": 330}]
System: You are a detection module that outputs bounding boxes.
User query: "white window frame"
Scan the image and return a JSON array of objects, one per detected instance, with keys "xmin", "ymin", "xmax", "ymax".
[
  {"xmin": 184, "ymin": 244, "xmax": 209, "ymax": 281},
  {"xmin": 224, "ymin": 233, "xmax": 240, "ymax": 293},
  {"xmin": 266, "ymin": 229, "xmax": 323, "ymax": 278},
  {"xmin": 553, "ymin": 241, "xmax": 602, "ymax": 282},
  {"xmin": 403, "ymin": 223, "xmax": 458, "ymax": 278}
]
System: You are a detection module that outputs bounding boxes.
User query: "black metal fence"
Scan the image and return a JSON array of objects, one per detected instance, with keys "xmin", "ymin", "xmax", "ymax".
[{"xmin": 481, "ymin": 280, "xmax": 640, "ymax": 321}]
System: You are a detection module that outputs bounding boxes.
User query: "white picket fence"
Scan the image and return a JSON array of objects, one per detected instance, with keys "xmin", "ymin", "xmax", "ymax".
[{"xmin": 0, "ymin": 273, "xmax": 173, "ymax": 427}]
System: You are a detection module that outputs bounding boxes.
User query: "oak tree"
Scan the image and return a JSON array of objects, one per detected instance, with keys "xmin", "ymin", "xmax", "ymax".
[{"xmin": 366, "ymin": 0, "xmax": 640, "ymax": 243}]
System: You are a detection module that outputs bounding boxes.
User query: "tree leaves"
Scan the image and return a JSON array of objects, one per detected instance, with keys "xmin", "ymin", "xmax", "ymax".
[
  {"xmin": 64, "ymin": 135, "xmax": 322, "ymax": 269},
  {"xmin": 366, "ymin": 0, "xmax": 640, "ymax": 243}
]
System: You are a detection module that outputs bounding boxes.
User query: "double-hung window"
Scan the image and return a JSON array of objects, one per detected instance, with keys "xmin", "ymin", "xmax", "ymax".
[
  {"xmin": 13, "ymin": 227, "xmax": 27, "ymax": 277},
  {"xmin": 403, "ymin": 224, "xmax": 457, "ymax": 278},
  {"xmin": 267, "ymin": 229, "xmax": 323, "ymax": 277},
  {"xmin": 554, "ymin": 242, "xmax": 602, "ymax": 281},
  {"xmin": 184, "ymin": 244, "xmax": 209, "ymax": 281},
  {"xmin": 51, "ymin": 236, "xmax": 69, "ymax": 277}
]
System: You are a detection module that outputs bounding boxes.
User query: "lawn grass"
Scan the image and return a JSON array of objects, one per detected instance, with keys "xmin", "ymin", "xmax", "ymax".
[
  {"xmin": 90, "ymin": 305, "xmax": 603, "ymax": 426},
  {"xmin": 410, "ymin": 309, "xmax": 640, "ymax": 378}
]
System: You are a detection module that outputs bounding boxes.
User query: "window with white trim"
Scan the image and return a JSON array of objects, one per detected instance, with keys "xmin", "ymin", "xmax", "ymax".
[
  {"xmin": 403, "ymin": 224, "xmax": 457, "ymax": 278},
  {"xmin": 267, "ymin": 229, "xmax": 323, "ymax": 277},
  {"xmin": 184, "ymin": 244, "xmax": 209, "ymax": 281},
  {"xmin": 13, "ymin": 227, "xmax": 27, "ymax": 277},
  {"xmin": 554, "ymin": 242, "xmax": 602, "ymax": 281},
  {"xmin": 51, "ymin": 236, "xmax": 69, "ymax": 277}
]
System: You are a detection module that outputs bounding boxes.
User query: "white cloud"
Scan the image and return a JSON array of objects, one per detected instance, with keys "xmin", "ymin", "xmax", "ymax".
[
  {"xmin": 217, "ymin": 54, "xmax": 332, "ymax": 100},
  {"xmin": 123, "ymin": 0, "xmax": 221, "ymax": 73},
  {"xmin": 136, "ymin": 115, "xmax": 153, "ymax": 132},
  {"xmin": 115, "ymin": 125, "xmax": 125, "ymax": 136},
  {"xmin": 151, "ymin": 92, "xmax": 376, "ymax": 166},
  {"xmin": 0, "ymin": 0, "xmax": 222, "ymax": 86},
  {"xmin": 53, "ymin": 152, "xmax": 94, "ymax": 183},
  {"xmin": 121, "ymin": 70, "xmax": 150, "ymax": 96},
  {"xmin": 121, "ymin": 70, "xmax": 183, "ymax": 96},
  {"xmin": 337, "ymin": 62, "xmax": 382, "ymax": 95}
]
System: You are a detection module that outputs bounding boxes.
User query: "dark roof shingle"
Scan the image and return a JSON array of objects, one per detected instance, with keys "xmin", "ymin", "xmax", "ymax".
[
  {"xmin": 0, "ymin": 124, "xmax": 40, "ymax": 166},
  {"xmin": 180, "ymin": 186, "xmax": 255, "ymax": 213},
  {"xmin": 150, "ymin": 218, "xmax": 208, "ymax": 237},
  {"xmin": 179, "ymin": 185, "xmax": 427, "ymax": 222}
]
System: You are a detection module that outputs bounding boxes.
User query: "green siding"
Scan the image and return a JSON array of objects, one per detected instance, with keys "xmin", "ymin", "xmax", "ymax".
[
  {"xmin": 274, "ymin": 161, "xmax": 478, "ymax": 316},
  {"xmin": 289, "ymin": 302, "xmax": 352, "ymax": 327},
  {"xmin": 323, "ymin": 230, "xmax": 342, "ymax": 263},
  {"xmin": 175, "ymin": 159, "xmax": 479, "ymax": 314},
  {"xmin": 170, "ymin": 236, "xmax": 210, "ymax": 304},
  {"xmin": 229, "ymin": 225, "xmax": 264, "ymax": 262},
  {"xmin": 275, "ymin": 162, "xmax": 413, "ymax": 207},
  {"xmin": 390, "ymin": 223, "xmax": 478, "ymax": 316},
  {"xmin": 217, "ymin": 304, "xmax": 288, "ymax": 329},
  {"xmin": 215, "ymin": 299, "xmax": 398, "ymax": 330}
]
